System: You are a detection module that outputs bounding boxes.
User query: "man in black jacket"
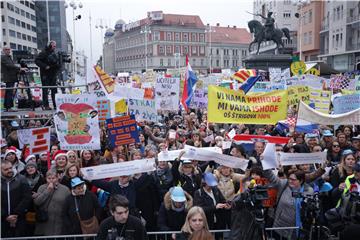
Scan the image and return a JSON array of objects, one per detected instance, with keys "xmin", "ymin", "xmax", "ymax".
[
  {"xmin": 35, "ymin": 40, "xmax": 60, "ymax": 110},
  {"xmin": 1, "ymin": 160, "xmax": 32, "ymax": 237},
  {"xmin": 97, "ymin": 195, "xmax": 147, "ymax": 240},
  {"xmin": 1, "ymin": 47, "xmax": 27, "ymax": 111}
]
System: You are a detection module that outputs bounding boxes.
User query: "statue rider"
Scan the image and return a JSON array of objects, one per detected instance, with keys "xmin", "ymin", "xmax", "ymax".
[{"xmin": 258, "ymin": 12, "xmax": 275, "ymax": 40}]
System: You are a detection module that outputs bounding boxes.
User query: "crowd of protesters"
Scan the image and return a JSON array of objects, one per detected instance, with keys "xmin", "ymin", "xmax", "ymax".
[{"xmin": 1, "ymin": 109, "xmax": 360, "ymax": 240}]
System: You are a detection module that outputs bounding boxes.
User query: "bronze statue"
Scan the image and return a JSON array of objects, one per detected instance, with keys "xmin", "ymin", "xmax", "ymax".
[{"xmin": 248, "ymin": 12, "xmax": 291, "ymax": 55}]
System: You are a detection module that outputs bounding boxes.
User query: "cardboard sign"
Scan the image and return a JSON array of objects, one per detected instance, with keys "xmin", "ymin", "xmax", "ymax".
[
  {"xmin": 309, "ymin": 88, "xmax": 331, "ymax": 113},
  {"xmin": 106, "ymin": 115, "xmax": 140, "ymax": 148},
  {"xmin": 54, "ymin": 94, "xmax": 101, "ymax": 150},
  {"xmin": 155, "ymin": 77, "xmax": 180, "ymax": 111},
  {"xmin": 114, "ymin": 85, "xmax": 145, "ymax": 100},
  {"xmin": 190, "ymin": 89, "xmax": 208, "ymax": 109},
  {"xmin": 208, "ymin": 86, "xmax": 287, "ymax": 124},
  {"xmin": 17, "ymin": 127, "xmax": 50, "ymax": 154},
  {"xmin": 81, "ymin": 158, "xmax": 156, "ymax": 180},
  {"xmin": 96, "ymin": 98, "xmax": 111, "ymax": 122},
  {"xmin": 93, "ymin": 66, "xmax": 116, "ymax": 96},
  {"xmin": 333, "ymin": 94, "xmax": 360, "ymax": 114},
  {"xmin": 279, "ymin": 152, "xmax": 326, "ymax": 166},
  {"xmin": 128, "ymin": 99, "xmax": 158, "ymax": 122},
  {"xmin": 287, "ymin": 86, "xmax": 310, "ymax": 107}
]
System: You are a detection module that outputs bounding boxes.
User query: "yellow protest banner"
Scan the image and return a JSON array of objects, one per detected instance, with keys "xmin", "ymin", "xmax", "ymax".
[
  {"xmin": 309, "ymin": 88, "xmax": 331, "ymax": 113},
  {"xmin": 208, "ymin": 86, "xmax": 287, "ymax": 124},
  {"xmin": 287, "ymin": 86, "xmax": 310, "ymax": 107},
  {"xmin": 115, "ymin": 99, "xmax": 128, "ymax": 115}
]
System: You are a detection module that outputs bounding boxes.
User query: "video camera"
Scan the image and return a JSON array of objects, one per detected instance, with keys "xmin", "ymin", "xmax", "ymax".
[{"xmin": 47, "ymin": 51, "xmax": 71, "ymax": 66}]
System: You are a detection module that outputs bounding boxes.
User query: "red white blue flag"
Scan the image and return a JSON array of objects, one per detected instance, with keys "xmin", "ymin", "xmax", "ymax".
[{"xmin": 181, "ymin": 55, "xmax": 198, "ymax": 111}]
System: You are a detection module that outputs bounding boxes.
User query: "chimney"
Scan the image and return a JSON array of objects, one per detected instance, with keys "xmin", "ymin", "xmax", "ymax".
[
  {"xmin": 216, "ymin": 23, "xmax": 220, "ymax": 27},
  {"xmin": 233, "ymin": 25, "xmax": 236, "ymax": 29}
]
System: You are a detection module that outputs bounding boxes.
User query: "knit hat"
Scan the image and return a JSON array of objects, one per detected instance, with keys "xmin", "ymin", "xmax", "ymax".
[
  {"xmin": 5, "ymin": 146, "xmax": 18, "ymax": 158},
  {"xmin": 66, "ymin": 150, "xmax": 77, "ymax": 158},
  {"xmin": 53, "ymin": 150, "xmax": 67, "ymax": 161},
  {"xmin": 25, "ymin": 161, "xmax": 37, "ymax": 169},
  {"xmin": 25, "ymin": 154, "xmax": 36, "ymax": 163}
]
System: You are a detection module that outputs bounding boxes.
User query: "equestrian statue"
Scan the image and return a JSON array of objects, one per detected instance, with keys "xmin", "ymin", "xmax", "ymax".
[{"xmin": 248, "ymin": 12, "xmax": 291, "ymax": 55}]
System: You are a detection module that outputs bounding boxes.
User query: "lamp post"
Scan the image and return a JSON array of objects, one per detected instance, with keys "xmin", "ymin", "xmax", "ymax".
[
  {"xmin": 294, "ymin": 0, "xmax": 310, "ymax": 61},
  {"xmin": 205, "ymin": 25, "xmax": 215, "ymax": 75},
  {"xmin": 64, "ymin": 0, "xmax": 83, "ymax": 81},
  {"xmin": 95, "ymin": 18, "xmax": 108, "ymax": 68},
  {"xmin": 140, "ymin": 25, "xmax": 151, "ymax": 72}
]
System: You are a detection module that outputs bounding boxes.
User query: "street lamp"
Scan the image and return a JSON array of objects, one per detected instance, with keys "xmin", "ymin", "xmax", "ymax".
[
  {"xmin": 205, "ymin": 25, "xmax": 215, "ymax": 74},
  {"xmin": 95, "ymin": 18, "xmax": 109, "ymax": 68},
  {"xmin": 140, "ymin": 25, "xmax": 151, "ymax": 72},
  {"xmin": 294, "ymin": 0, "xmax": 310, "ymax": 61},
  {"xmin": 65, "ymin": 0, "xmax": 83, "ymax": 81}
]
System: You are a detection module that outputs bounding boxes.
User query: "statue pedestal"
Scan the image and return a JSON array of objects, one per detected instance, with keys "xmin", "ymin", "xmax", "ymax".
[{"xmin": 244, "ymin": 54, "xmax": 293, "ymax": 70}]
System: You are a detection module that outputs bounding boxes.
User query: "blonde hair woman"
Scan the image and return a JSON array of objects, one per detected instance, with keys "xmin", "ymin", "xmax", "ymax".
[{"xmin": 174, "ymin": 206, "xmax": 210, "ymax": 240}]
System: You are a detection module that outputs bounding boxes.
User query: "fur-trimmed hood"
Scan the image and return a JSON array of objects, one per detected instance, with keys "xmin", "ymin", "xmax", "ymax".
[{"xmin": 163, "ymin": 189, "xmax": 193, "ymax": 211}]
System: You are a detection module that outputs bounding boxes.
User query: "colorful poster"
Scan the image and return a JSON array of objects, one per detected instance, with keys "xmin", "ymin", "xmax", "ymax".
[
  {"xmin": 287, "ymin": 86, "xmax": 310, "ymax": 107},
  {"xmin": 96, "ymin": 97, "xmax": 111, "ymax": 122},
  {"xmin": 208, "ymin": 86, "xmax": 287, "ymax": 124},
  {"xmin": 106, "ymin": 115, "xmax": 140, "ymax": 148},
  {"xmin": 93, "ymin": 65, "xmax": 116, "ymax": 95},
  {"xmin": 190, "ymin": 89, "xmax": 208, "ymax": 109},
  {"xmin": 54, "ymin": 94, "xmax": 101, "ymax": 150},
  {"xmin": 128, "ymin": 99, "xmax": 158, "ymax": 122},
  {"xmin": 333, "ymin": 94, "xmax": 360, "ymax": 114},
  {"xmin": 17, "ymin": 127, "xmax": 50, "ymax": 154},
  {"xmin": 309, "ymin": 88, "xmax": 331, "ymax": 113},
  {"xmin": 114, "ymin": 99, "xmax": 128, "ymax": 115},
  {"xmin": 155, "ymin": 76, "xmax": 180, "ymax": 111}
]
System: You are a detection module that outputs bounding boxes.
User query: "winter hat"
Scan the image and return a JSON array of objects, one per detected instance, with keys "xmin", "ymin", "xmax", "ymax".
[
  {"xmin": 53, "ymin": 150, "xmax": 67, "ymax": 161},
  {"xmin": 25, "ymin": 154, "xmax": 36, "ymax": 163},
  {"xmin": 25, "ymin": 161, "xmax": 37, "ymax": 169},
  {"xmin": 66, "ymin": 150, "xmax": 77, "ymax": 158},
  {"xmin": 5, "ymin": 146, "xmax": 18, "ymax": 158}
]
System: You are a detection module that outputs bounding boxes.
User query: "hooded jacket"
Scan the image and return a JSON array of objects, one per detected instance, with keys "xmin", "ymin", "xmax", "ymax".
[{"xmin": 157, "ymin": 190, "xmax": 193, "ymax": 231}]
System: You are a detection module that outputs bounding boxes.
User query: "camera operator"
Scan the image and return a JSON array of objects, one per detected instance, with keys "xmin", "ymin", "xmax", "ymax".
[
  {"xmin": 336, "ymin": 161, "xmax": 360, "ymax": 239},
  {"xmin": 1, "ymin": 47, "xmax": 28, "ymax": 111},
  {"xmin": 35, "ymin": 40, "xmax": 60, "ymax": 110}
]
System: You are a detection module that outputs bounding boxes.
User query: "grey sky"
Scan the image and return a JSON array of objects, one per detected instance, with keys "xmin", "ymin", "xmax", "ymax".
[{"xmin": 65, "ymin": 0, "xmax": 253, "ymax": 65}]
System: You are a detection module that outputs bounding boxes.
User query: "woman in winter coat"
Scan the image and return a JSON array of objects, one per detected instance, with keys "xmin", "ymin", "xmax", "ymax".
[
  {"xmin": 326, "ymin": 141, "xmax": 342, "ymax": 165},
  {"xmin": 175, "ymin": 206, "xmax": 210, "ymax": 240},
  {"xmin": 172, "ymin": 158, "xmax": 202, "ymax": 197},
  {"xmin": 64, "ymin": 177, "xmax": 100, "ymax": 234},
  {"xmin": 33, "ymin": 170, "xmax": 70, "ymax": 236},
  {"xmin": 152, "ymin": 161, "xmax": 174, "ymax": 202},
  {"xmin": 262, "ymin": 168, "xmax": 313, "ymax": 240},
  {"xmin": 158, "ymin": 186, "xmax": 193, "ymax": 231},
  {"xmin": 60, "ymin": 164, "xmax": 80, "ymax": 189}
]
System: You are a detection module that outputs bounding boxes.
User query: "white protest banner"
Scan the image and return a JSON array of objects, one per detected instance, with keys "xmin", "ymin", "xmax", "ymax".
[
  {"xmin": 157, "ymin": 147, "xmax": 222, "ymax": 162},
  {"xmin": 227, "ymin": 129, "xmax": 236, "ymax": 140},
  {"xmin": 262, "ymin": 143, "xmax": 279, "ymax": 170},
  {"xmin": 128, "ymin": 99, "xmax": 158, "ymax": 122},
  {"xmin": 333, "ymin": 94, "xmax": 360, "ymax": 114},
  {"xmin": 184, "ymin": 145, "xmax": 249, "ymax": 170},
  {"xmin": 155, "ymin": 76, "xmax": 180, "ymax": 111},
  {"xmin": 298, "ymin": 101, "xmax": 360, "ymax": 125},
  {"xmin": 279, "ymin": 152, "xmax": 326, "ymax": 166},
  {"xmin": 222, "ymin": 141, "xmax": 232, "ymax": 150},
  {"xmin": 114, "ymin": 85, "xmax": 145, "ymax": 100},
  {"xmin": 17, "ymin": 127, "xmax": 50, "ymax": 154},
  {"xmin": 81, "ymin": 158, "xmax": 156, "ymax": 180},
  {"xmin": 54, "ymin": 94, "xmax": 101, "ymax": 150}
]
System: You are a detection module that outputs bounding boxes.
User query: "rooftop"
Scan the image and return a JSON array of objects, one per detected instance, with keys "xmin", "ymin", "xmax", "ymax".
[{"xmin": 206, "ymin": 24, "xmax": 252, "ymax": 44}]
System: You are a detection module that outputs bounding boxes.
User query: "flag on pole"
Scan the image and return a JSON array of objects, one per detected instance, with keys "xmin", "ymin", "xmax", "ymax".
[
  {"xmin": 181, "ymin": 55, "xmax": 198, "ymax": 111},
  {"xmin": 239, "ymin": 75, "xmax": 261, "ymax": 94},
  {"xmin": 232, "ymin": 69, "xmax": 256, "ymax": 83}
]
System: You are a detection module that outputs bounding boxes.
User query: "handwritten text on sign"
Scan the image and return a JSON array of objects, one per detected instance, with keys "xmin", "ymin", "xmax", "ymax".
[
  {"xmin": 17, "ymin": 127, "xmax": 50, "ymax": 154},
  {"xmin": 106, "ymin": 115, "xmax": 140, "ymax": 148},
  {"xmin": 128, "ymin": 99, "xmax": 158, "ymax": 122},
  {"xmin": 208, "ymin": 86, "xmax": 287, "ymax": 124}
]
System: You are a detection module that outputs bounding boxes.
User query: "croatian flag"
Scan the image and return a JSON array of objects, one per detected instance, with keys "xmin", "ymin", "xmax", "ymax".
[{"xmin": 181, "ymin": 55, "xmax": 198, "ymax": 111}]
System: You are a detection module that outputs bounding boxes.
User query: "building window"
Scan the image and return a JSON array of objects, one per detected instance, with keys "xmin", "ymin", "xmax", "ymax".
[
  {"xmin": 30, "ymin": 3, "xmax": 34, "ymax": 9},
  {"xmin": 183, "ymin": 33, "xmax": 188, "ymax": 42},
  {"xmin": 166, "ymin": 32, "xmax": 172, "ymax": 41},
  {"xmin": 153, "ymin": 31, "xmax": 160, "ymax": 41},
  {"xmin": 160, "ymin": 58, "xmax": 163, "ymax": 66},
  {"xmin": 21, "ymin": 21, "xmax": 26, "ymax": 28},
  {"xmin": 199, "ymin": 34, "xmax": 205, "ymax": 42},
  {"xmin": 10, "ymin": 43, "xmax": 17, "ymax": 49},
  {"xmin": 27, "ymin": 35, "xmax": 31, "ymax": 41},
  {"xmin": 166, "ymin": 46, "xmax": 171, "ymax": 54},
  {"xmin": 175, "ymin": 46, "xmax": 180, "ymax": 53},
  {"xmin": 159, "ymin": 46, "xmax": 164, "ymax": 54},
  {"xmin": 1, "ymin": 15, "xmax": 4, "ymax": 22},
  {"xmin": 309, "ymin": 10, "xmax": 312, "ymax": 23},
  {"xmin": 26, "ymin": 24, "xmax": 30, "ymax": 30},
  {"xmin": 25, "ymin": 1, "xmax": 29, "ymax": 7},
  {"xmin": 309, "ymin": 31, "xmax": 312, "ymax": 44},
  {"xmin": 31, "ymin": 26, "xmax": 36, "ymax": 32},
  {"xmin": 2, "ymin": 28, "xmax": 6, "ymax": 36},
  {"xmin": 192, "ymin": 46, "xmax": 197, "ymax": 54},
  {"xmin": 8, "ymin": 16, "xmax": 15, "ymax": 24},
  {"xmin": 283, "ymin": 12, "xmax": 291, "ymax": 18},
  {"xmin": 216, "ymin": 59, "xmax": 219, "ymax": 67},
  {"xmin": 26, "ymin": 12, "xmax": 30, "ymax": 19},
  {"xmin": 17, "ymin": 44, "xmax": 22, "ymax": 50},
  {"xmin": 21, "ymin": 9, "xmax": 25, "ymax": 16},
  {"xmin": 167, "ymin": 58, "xmax": 171, "ymax": 66},
  {"xmin": 201, "ymin": 59, "xmax": 204, "ymax": 66},
  {"xmin": 17, "ymin": 32, "xmax": 21, "ymax": 38},
  {"xmin": 16, "ymin": 19, "xmax": 20, "ymax": 26},
  {"xmin": 22, "ymin": 34, "xmax": 26, "ymax": 40},
  {"xmin": 216, "ymin": 49, "xmax": 219, "ymax": 55},
  {"xmin": 175, "ymin": 32, "xmax": 180, "ymax": 41},
  {"xmin": 200, "ymin": 46, "xmax": 205, "ymax": 54},
  {"xmin": 9, "ymin": 30, "xmax": 16, "ymax": 37},
  {"xmin": 191, "ymin": 33, "xmax": 197, "ymax": 42},
  {"xmin": 192, "ymin": 59, "xmax": 196, "ymax": 66},
  {"xmin": 32, "ymin": 37, "xmax": 37, "ymax": 43},
  {"xmin": 31, "ymin": 14, "xmax": 36, "ymax": 21},
  {"xmin": 7, "ymin": 3, "xmax": 14, "ymax": 11},
  {"xmin": 184, "ymin": 46, "xmax": 189, "ymax": 54},
  {"xmin": 15, "ymin": 6, "xmax": 19, "ymax": 14}
]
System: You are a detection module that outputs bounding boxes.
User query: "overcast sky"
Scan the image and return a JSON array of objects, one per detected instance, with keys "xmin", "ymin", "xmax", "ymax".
[{"xmin": 65, "ymin": 0, "xmax": 253, "ymax": 65}]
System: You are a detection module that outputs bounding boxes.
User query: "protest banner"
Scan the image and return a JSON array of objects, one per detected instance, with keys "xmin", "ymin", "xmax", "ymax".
[
  {"xmin": 233, "ymin": 134, "xmax": 290, "ymax": 144},
  {"xmin": 128, "ymin": 99, "xmax": 158, "ymax": 122},
  {"xmin": 249, "ymin": 81, "xmax": 271, "ymax": 93},
  {"xmin": 157, "ymin": 147, "xmax": 222, "ymax": 162},
  {"xmin": 333, "ymin": 94, "xmax": 360, "ymax": 114},
  {"xmin": 144, "ymin": 70, "xmax": 156, "ymax": 83},
  {"xmin": 262, "ymin": 143, "xmax": 279, "ymax": 170},
  {"xmin": 279, "ymin": 152, "xmax": 326, "ymax": 166},
  {"xmin": 309, "ymin": 88, "xmax": 331, "ymax": 113},
  {"xmin": 287, "ymin": 86, "xmax": 310, "ymax": 107},
  {"xmin": 190, "ymin": 89, "xmax": 208, "ymax": 109},
  {"xmin": 298, "ymin": 100, "xmax": 360, "ymax": 125},
  {"xmin": 93, "ymin": 66, "xmax": 116, "ymax": 96},
  {"xmin": 96, "ymin": 97, "xmax": 111, "ymax": 122},
  {"xmin": 54, "ymin": 94, "xmax": 101, "ymax": 150},
  {"xmin": 155, "ymin": 76, "xmax": 180, "ymax": 111},
  {"xmin": 17, "ymin": 127, "xmax": 50, "ymax": 154},
  {"xmin": 106, "ymin": 115, "xmax": 140, "ymax": 148},
  {"xmin": 116, "ymin": 72, "xmax": 131, "ymax": 86},
  {"xmin": 269, "ymin": 68, "xmax": 289, "ymax": 90},
  {"xmin": 81, "ymin": 158, "xmax": 156, "ymax": 180},
  {"xmin": 114, "ymin": 85, "xmax": 145, "ymax": 100},
  {"xmin": 208, "ymin": 86, "xmax": 287, "ymax": 124}
]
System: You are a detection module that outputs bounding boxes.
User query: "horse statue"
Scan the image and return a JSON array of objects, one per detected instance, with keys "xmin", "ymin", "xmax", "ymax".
[{"xmin": 248, "ymin": 19, "xmax": 291, "ymax": 55}]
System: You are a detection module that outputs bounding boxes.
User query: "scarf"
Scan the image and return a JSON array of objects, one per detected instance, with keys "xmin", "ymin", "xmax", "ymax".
[{"xmin": 295, "ymin": 185, "xmax": 304, "ymax": 237}]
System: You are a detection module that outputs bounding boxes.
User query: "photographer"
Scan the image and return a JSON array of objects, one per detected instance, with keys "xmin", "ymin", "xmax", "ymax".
[
  {"xmin": 35, "ymin": 40, "xmax": 60, "ymax": 110},
  {"xmin": 1, "ymin": 47, "xmax": 28, "ymax": 111}
]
